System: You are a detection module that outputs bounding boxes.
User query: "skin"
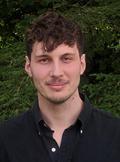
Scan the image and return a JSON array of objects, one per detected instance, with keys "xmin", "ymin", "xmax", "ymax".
[{"xmin": 25, "ymin": 42, "xmax": 86, "ymax": 146}]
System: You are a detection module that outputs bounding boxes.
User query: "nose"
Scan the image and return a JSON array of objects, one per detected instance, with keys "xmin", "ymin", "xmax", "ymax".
[{"xmin": 50, "ymin": 61, "xmax": 63, "ymax": 77}]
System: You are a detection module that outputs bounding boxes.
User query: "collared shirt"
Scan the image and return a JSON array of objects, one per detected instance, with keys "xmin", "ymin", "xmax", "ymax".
[
  {"xmin": 33, "ymin": 93, "xmax": 89, "ymax": 162},
  {"xmin": 0, "ymin": 94, "xmax": 120, "ymax": 162},
  {"xmin": 39, "ymin": 120, "xmax": 81, "ymax": 162}
]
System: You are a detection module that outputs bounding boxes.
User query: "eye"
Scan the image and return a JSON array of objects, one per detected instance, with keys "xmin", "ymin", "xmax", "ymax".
[
  {"xmin": 38, "ymin": 58, "xmax": 50, "ymax": 64},
  {"xmin": 62, "ymin": 55, "xmax": 73, "ymax": 63}
]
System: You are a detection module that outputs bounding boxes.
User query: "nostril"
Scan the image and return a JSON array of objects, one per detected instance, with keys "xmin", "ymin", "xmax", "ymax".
[{"xmin": 50, "ymin": 71, "xmax": 63, "ymax": 77}]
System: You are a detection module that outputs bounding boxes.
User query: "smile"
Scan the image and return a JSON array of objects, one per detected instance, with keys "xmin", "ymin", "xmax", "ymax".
[{"xmin": 47, "ymin": 82, "xmax": 68, "ymax": 91}]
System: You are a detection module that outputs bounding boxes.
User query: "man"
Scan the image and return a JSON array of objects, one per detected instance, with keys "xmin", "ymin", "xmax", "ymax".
[{"xmin": 0, "ymin": 11, "xmax": 120, "ymax": 162}]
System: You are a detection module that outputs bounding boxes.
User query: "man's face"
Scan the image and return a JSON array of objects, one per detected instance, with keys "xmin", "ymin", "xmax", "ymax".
[{"xmin": 25, "ymin": 42, "xmax": 86, "ymax": 104}]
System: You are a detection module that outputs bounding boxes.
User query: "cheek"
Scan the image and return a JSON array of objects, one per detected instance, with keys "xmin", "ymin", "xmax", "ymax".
[
  {"xmin": 66, "ymin": 64, "xmax": 81, "ymax": 76},
  {"xmin": 31, "ymin": 65, "xmax": 50, "ymax": 80}
]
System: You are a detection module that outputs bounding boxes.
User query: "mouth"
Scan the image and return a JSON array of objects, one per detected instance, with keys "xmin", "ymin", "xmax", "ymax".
[{"xmin": 46, "ymin": 82, "xmax": 69, "ymax": 91}]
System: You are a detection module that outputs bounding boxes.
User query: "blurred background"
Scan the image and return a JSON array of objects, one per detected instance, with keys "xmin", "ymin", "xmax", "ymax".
[{"xmin": 0, "ymin": 0, "xmax": 120, "ymax": 121}]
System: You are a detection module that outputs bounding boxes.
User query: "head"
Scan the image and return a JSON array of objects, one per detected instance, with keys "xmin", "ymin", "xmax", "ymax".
[
  {"xmin": 25, "ymin": 11, "xmax": 84, "ymax": 59},
  {"xmin": 25, "ymin": 11, "xmax": 86, "ymax": 105}
]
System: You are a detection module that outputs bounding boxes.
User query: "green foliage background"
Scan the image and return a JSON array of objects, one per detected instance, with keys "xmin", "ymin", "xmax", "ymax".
[{"xmin": 0, "ymin": 0, "xmax": 120, "ymax": 121}]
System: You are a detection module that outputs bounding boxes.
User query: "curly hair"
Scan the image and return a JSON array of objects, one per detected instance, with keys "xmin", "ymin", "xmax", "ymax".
[{"xmin": 25, "ymin": 11, "xmax": 84, "ymax": 58}]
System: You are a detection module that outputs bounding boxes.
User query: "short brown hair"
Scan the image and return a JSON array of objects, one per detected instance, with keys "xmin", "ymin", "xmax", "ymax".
[{"xmin": 25, "ymin": 11, "xmax": 84, "ymax": 58}]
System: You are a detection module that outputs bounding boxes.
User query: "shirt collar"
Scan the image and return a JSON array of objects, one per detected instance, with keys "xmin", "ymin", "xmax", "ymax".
[
  {"xmin": 32, "ymin": 93, "xmax": 92, "ymax": 133},
  {"xmin": 78, "ymin": 93, "xmax": 92, "ymax": 129},
  {"xmin": 32, "ymin": 98, "xmax": 43, "ymax": 133}
]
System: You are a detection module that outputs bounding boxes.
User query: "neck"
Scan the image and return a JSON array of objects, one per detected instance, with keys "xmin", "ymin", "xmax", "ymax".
[{"xmin": 38, "ymin": 90, "xmax": 83, "ymax": 131}]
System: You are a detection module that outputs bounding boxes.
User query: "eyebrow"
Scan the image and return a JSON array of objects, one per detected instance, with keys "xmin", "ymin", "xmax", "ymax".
[
  {"xmin": 35, "ymin": 52, "xmax": 75, "ymax": 58},
  {"xmin": 61, "ymin": 53, "xmax": 76, "ymax": 57},
  {"xmin": 62, "ymin": 53, "xmax": 75, "ymax": 55},
  {"xmin": 35, "ymin": 54, "xmax": 49, "ymax": 58}
]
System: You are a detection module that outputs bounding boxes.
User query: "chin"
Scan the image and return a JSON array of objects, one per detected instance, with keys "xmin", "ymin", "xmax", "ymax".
[
  {"xmin": 46, "ymin": 93, "xmax": 73, "ymax": 104},
  {"xmin": 47, "ymin": 98, "xmax": 68, "ymax": 104}
]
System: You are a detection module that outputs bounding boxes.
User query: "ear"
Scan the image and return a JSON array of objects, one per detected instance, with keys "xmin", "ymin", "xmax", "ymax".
[
  {"xmin": 25, "ymin": 56, "xmax": 32, "ymax": 77},
  {"xmin": 80, "ymin": 54, "xmax": 86, "ymax": 75}
]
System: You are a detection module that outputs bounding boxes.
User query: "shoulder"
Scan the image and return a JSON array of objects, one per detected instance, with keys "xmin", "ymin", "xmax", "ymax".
[
  {"xmin": 0, "ymin": 108, "xmax": 37, "ymax": 161},
  {"xmin": 90, "ymin": 107, "xmax": 120, "ymax": 134},
  {"xmin": 92, "ymin": 107, "xmax": 120, "ymax": 123},
  {"xmin": 0, "ymin": 108, "xmax": 34, "ymax": 139}
]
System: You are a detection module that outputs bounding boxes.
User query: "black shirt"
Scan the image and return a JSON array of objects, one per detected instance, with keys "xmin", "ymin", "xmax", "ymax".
[
  {"xmin": 0, "ymin": 94, "xmax": 120, "ymax": 162},
  {"xmin": 39, "ymin": 120, "xmax": 81, "ymax": 162},
  {"xmin": 38, "ymin": 115, "xmax": 81, "ymax": 162}
]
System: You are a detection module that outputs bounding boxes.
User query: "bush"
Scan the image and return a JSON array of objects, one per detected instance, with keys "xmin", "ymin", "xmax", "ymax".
[
  {"xmin": 0, "ymin": 42, "xmax": 120, "ymax": 121},
  {"xmin": 0, "ymin": 1, "xmax": 120, "ymax": 120},
  {"xmin": 81, "ymin": 73, "xmax": 120, "ymax": 117},
  {"xmin": 0, "ymin": 42, "xmax": 35, "ymax": 121}
]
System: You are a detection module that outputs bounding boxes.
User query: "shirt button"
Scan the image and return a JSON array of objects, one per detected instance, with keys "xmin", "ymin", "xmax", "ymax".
[
  {"xmin": 51, "ymin": 147, "xmax": 56, "ymax": 152},
  {"xmin": 80, "ymin": 129, "xmax": 83, "ymax": 134}
]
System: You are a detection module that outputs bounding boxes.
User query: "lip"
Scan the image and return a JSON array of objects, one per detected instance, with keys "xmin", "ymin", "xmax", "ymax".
[{"xmin": 47, "ymin": 83, "xmax": 67, "ymax": 91}]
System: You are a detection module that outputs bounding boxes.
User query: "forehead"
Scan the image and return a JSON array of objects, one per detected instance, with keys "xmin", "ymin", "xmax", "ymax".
[{"xmin": 31, "ymin": 42, "xmax": 79, "ymax": 57}]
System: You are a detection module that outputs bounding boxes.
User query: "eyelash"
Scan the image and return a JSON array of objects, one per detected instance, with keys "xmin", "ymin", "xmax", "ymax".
[
  {"xmin": 38, "ymin": 56, "xmax": 73, "ymax": 64},
  {"xmin": 39, "ymin": 58, "xmax": 50, "ymax": 64},
  {"xmin": 62, "ymin": 56, "xmax": 73, "ymax": 62}
]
